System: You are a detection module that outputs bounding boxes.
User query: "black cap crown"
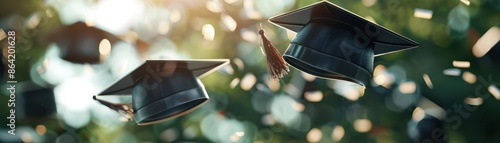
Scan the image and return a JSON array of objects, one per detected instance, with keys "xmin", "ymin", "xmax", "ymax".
[{"xmin": 269, "ymin": 1, "xmax": 418, "ymax": 86}]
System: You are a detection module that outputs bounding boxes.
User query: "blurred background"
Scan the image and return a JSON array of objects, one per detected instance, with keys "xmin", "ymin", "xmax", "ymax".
[{"xmin": 0, "ymin": 0, "xmax": 499, "ymax": 142}]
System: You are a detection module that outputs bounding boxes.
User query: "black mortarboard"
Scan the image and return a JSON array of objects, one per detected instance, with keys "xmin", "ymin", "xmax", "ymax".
[
  {"xmin": 269, "ymin": 1, "xmax": 419, "ymax": 87},
  {"xmin": 408, "ymin": 114, "xmax": 448, "ymax": 142},
  {"xmin": 43, "ymin": 22, "xmax": 119, "ymax": 64},
  {"xmin": 93, "ymin": 59, "xmax": 229, "ymax": 125},
  {"xmin": 18, "ymin": 81, "xmax": 57, "ymax": 119}
]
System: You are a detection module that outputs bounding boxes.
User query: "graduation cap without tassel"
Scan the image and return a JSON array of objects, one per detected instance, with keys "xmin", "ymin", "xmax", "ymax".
[
  {"xmin": 18, "ymin": 81, "xmax": 57, "ymax": 119},
  {"xmin": 268, "ymin": 1, "xmax": 419, "ymax": 87},
  {"xmin": 93, "ymin": 59, "xmax": 229, "ymax": 125},
  {"xmin": 42, "ymin": 22, "xmax": 119, "ymax": 64}
]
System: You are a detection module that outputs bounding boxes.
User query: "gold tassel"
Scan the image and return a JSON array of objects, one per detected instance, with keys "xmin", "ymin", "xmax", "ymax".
[
  {"xmin": 93, "ymin": 96, "xmax": 134, "ymax": 121},
  {"xmin": 259, "ymin": 26, "xmax": 289, "ymax": 79}
]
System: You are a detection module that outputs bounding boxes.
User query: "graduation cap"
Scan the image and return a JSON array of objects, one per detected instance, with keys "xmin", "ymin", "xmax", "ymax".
[
  {"xmin": 93, "ymin": 59, "xmax": 229, "ymax": 125},
  {"xmin": 42, "ymin": 22, "xmax": 119, "ymax": 64},
  {"xmin": 408, "ymin": 114, "xmax": 448, "ymax": 142},
  {"xmin": 269, "ymin": 1, "xmax": 419, "ymax": 87},
  {"xmin": 18, "ymin": 81, "xmax": 57, "ymax": 119}
]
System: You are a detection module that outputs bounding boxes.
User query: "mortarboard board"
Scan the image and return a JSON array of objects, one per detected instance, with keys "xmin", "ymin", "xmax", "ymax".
[
  {"xmin": 269, "ymin": 1, "xmax": 419, "ymax": 87},
  {"xmin": 43, "ymin": 22, "xmax": 119, "ymax": 64},
  {"xmin": 94, "ymin": 59, "xmax": 229, "ymax": 125}
]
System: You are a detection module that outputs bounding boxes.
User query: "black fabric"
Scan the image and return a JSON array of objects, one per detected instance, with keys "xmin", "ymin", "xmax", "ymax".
[
  {"xmin": 283, "ymin": 43, "xmax": 371, "ymax": 87},
  {"xmin": 133, "ymin": 87, "xmax": 207, "ymax": 124},
  {"xmin": 268, "ymin": 1, "xmax": 419, "ymax": 56},
  {"xmin": 132, "ymin": 67, "xmax": 199, "ymax": 111},
  {"xmin": 131, "ymin": 66, "xmax": 209, "ymax": 124},
  {"xmin": 290, "ymin": 19, "xmax": 374, "ymax": 73}
]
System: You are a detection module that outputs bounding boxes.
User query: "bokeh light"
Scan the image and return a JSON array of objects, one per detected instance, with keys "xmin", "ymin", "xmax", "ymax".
[
  {"xmin": 443, "ymin": 68, "xmax": 461, "ymax": 76},
  {"xmin": 472, "ymin": 27, "xmax": 500, "ymax": 58},
  {"xmin": 453, "ymin": 60, "xmax": 470, "ymax": 68},
  {"xmin": 26, "ymin": 13, "xmax": 41, "ymax": 29},
  {"xmin": 447, "ymin": 5, "xmax": 470, "ymax": 38},
  {"xmin": 242, "ymin": 0, "xmax": 262, "ymax": 19},
  {"xmin": 418, "ymin": 98, "xmax": 446, "ymax": 120},
  {"xmin": 398, "ymin": 81, "xmax": 416, "ymax": 94},
  {"xmin": 361, "ymin": 0, "xmax": 377, "ymax": 7},
  {"xmin": 0, "ymin": 28, "xmax": 6, "ymax": 40},
  {"xmin": 304, "ymin": 91, "xmax": 323, "ymax": 102},
  {"xmin": 261, "ymin": 114, "xmax": 276, "ymax": 126},
  {"xmin": 94, "ymin": 0, "xmax": 144, "ymax": 35},
  {"xmin": 230, "ymin": 78, "xmax": 240, "ymax": 89},
  {"xmin": 240, "ymin": 73, "xmax": 257, "ymax": 91},
  {"xmin": 462, "ymin": 71, "xmax": 477, "ymax": 84},
  {"xmin": 333, "ymin": 80, "xmax": 365, "ymax": 101},
  {"xmin": 331, "ymin": 125, "xmax": 345, "ymax": 141},
  {"xmin": 35, "ymin": 125, "xmax": 47, "ymax": 135},
  {"xmin": 301, "ymin": 72, "xmax": 316, "ymax": 82},
  {"xmin": 460, "ymin": 0, "xmax": 471, "ymax": 6},
  {"xmin": 271, "ymin": 95, "xmax": 301, "ymax": 126},
  {"xmin": 412, "ymin": 107, "xmax": 425, "ymax": 122},
  {"xmin": 225, "ymin": 0, "xmax": 239, "ymax": 4},
  {"xmin": 170, "ymin": 9, "xmax": 182, "ymax": 23},
  {"xmin": 286, "ymin": 29, "xmax": 297, "ymax": 41},
  {"xmin": 255, "ymin": 0, "xmax": 295, "ymax": 18},
  {"xmin": 206, "ymin": 0, "xmax": 223, "ymax": 13},
  {"xmin": 392, "ymin": 80, "xmax": 420, "ymax": 110},
  {"xmin": 106, "ymin": 41, "xmax": 142, "ymax": 78},
  {"xmin": 232, "ymin": 58, "xmax": 245, "ymax": 71},
  {"xmin": 201, "ymin": 113, "xmax": 226, "ymax": 142},
  {"xmin": 98, "ymin": 39, "xmax": 111, "ymax": 56},
  {"xmin": 353, "ymin": 119, "xmax": 372, "ymax": 133},
  {"xmin": 221, "ymin": 14, "xmax": 237, "ymax": 31},
  {"xmin": 143, "ymin": 38, "xmax": 180, "ymax": 59},
  {"xmin": 422, "ymin": 74, "xmax": 433, "ymax": 89},
  {"xmin": 372, "ymin": 64, "xmax": 395, "ymax": 88},
  {"xmin": 202, "ymin": 24, "xmax": 216, "ymax": 41},
  {"xmin": 489, "ymin": 85, "xmax": 500, "ymax": 100},
  {"xmin": 160, "ymin": 128, "xmax": 179, "ymax": 142},
  {"xmin": 266, "ymin": 78, "xmax": 281, "ymax": 92},
  {"xmin": 464, "ymin": 97, "xmax": 483, "ymax": 106},
  {"xmin": 414, "ymin": 8, "xmax": 433, "ymax": 19},
  {"xmin": 34, "ymin": 44, "xmax": 83, "ymax": 85},
  {"xmin": 240, "ymin": 28, "xmax": 258, "ymax": 42},
  {"xmin": 306, "ymin": 128, "xmax": 322, "ymax": 143},
  {"xmin": 57, "ymin": 0, "xmax": 90, "ymax": 25}
]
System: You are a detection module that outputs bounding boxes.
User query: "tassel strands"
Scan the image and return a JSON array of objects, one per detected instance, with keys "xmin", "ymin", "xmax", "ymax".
[
  {"xmin": 258, "ymin": 27, "xmax": 289, "ymax": 79},
  {"xmin": 93, "ymin": 96, "xmax": 134, "ymax": 121}
]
